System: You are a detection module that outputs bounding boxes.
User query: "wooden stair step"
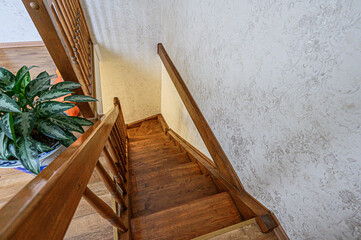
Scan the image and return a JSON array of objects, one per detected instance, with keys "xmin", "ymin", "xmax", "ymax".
[
  {"xmin": 130, "ymin": 162, "xmax": 203, "ymax": 194},
  {"xmin": 136, "ymin": 119, "xmax": 163, "ymax": 136},
  {"xmin": 129, "ymin": 141, "xmax": 176, "ymax": 152},
  {"xmin": 134, "ymin": 162, "xmax": 201, "ymax": 184},
  {"xmin": 191, "ymin": 218, "xmax": 278, "ymax": 240},
  {"xmin": 130, "ymin": 175, "xmax": 218, "ymax": 217},
  {"xmin": 131, "ymin": 192, "xmax": 242, "ymax": 240},
  {"xmin": 127, "ymin": 127, "xmax": 139, "ymax": 138},
  {"xmin": 129, "ymin": 146, "xmax": 183, "ymax": 159},
  {"xmin": 129, "ymin": 133, "xmax": 170, "ymax": 143},
  {"xmin": 129, "ymin": 153, "xmax": 191, "ymax": 174}
]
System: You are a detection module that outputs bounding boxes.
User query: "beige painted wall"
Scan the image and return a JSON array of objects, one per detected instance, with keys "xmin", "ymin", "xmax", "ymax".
[
  {"xmin": 161, "ymin": 1, "xmax": 361, "ymax": 239},
  {"xmin": 80, "ymin": 0, "xmax": 162, "ymax": 123},
  {"xmin": 161, "ymin": 64, "xmax": 211, "ymax": 159}
]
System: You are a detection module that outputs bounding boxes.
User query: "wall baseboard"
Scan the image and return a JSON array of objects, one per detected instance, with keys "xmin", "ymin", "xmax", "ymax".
[{"xmin": 0, "ymin": 41, "xmax": 45, "ymax": 49}]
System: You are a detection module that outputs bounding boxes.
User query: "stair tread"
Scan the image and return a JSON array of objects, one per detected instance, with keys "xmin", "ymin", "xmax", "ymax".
[
  {"xmin": 130, "ymin": 174, "xmax": 218, "ymax": 217},
  {"xmin": 192, "ymin": 218, "xmax": 278, "ymax": 240},
  {"xmin": 129, "ymin": 153, "xmax": 190, "ymax": 175},
  {"xmin": 136, "ymin": 119, "xmax": 163, "ymax": 136},
  {"xmin": 133, "ymin": 162, "xmax": 201, "ymax": 183},
  {"xmin": 129, "ymin": 133, "xmax": 170, "ymax": 143},
  {"xmin": 129, "ymin": 146, "xmax": 183, "ymax": 159},
  {"xmin": 129, "ymin": 141, "xmax": 176, "ymax": 152},
  {"xmin": 131, "ymin": 192, "xmax": 242, "ymax": 240}
]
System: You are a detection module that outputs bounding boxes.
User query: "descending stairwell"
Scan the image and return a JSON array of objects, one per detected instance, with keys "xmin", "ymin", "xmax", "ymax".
[{"xmin": 126, "ymin": 118, "xmax": 278, "ymax": 240}]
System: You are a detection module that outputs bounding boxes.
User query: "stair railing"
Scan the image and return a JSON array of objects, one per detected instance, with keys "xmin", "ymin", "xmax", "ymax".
[
  {"xmin": 23, "ymin": 0, "xmax": 95, "ymax": 118},
  {"xmin": 158, "ymin": 43, "xmax": 289, "ymax": 239},
  {"xmin": 0, "ymin": 97, "xmax": 130, "ymax": 240}
]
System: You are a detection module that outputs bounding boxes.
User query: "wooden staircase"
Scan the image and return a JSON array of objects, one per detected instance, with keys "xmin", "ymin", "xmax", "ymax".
[{"xmin": 126, "ymin": 118, "xmax": 277, "ymax": 240}]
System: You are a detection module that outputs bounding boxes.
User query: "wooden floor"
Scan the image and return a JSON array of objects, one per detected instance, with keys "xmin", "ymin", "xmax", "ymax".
[
  {"xmin": 0, "ymin": 155, "xmax": 114, "ymax": 240},
  {"xmin": 0, "ymin": 42, "xmax": 57, "ymax": 78}
]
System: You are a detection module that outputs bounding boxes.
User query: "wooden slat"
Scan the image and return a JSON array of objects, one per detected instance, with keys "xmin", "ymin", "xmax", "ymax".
[
  {"xmin": 22, "ymin": 0, "xmax": 94, "ymax": 117},
  {"xmin": 157, "ymin": 43, "xmax": 244, "ymax": 191},
  {"xmin": 0, "ymin": 106, "xmax": 119, "ymax": 239},
  {"xmin": 83, "ymin": 187, "xmax": 127, "ymax": 232}
]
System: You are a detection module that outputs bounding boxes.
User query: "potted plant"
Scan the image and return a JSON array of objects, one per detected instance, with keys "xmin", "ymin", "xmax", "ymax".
[{"xmin": 0, "ymin": 66, "xmax": 97, "ymax": 174}]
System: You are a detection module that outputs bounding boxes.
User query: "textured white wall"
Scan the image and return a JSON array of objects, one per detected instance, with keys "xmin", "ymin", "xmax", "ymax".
[
  {"xmin": 0, "ymin": 1, "xmax": 41, "ymax": 43},
  {"xmin": 161, "ymin": 64, "xmax": 211, "ymax": 159},
  {"xmin": 161, "ymin": 1, "xmax": 361, "ymax": 239},
  {"xmin": 80, "ymin": 0, "xmax": 162, "ymax": 122}
]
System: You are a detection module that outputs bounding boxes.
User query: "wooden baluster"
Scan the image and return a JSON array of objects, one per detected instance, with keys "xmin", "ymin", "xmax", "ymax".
[
  {"xmin": 83, "ymin": 187, "xmax": 128, "ymax": 232},
  {"xmin": 57, "ymin": 0, "xmax": 75, "ymax": 39},
  {"xmin": 96, "ymin": 161, "xmax": 127, "ymax": 209},
  {"xmin": 110, "ymin": 130, "xmax": 126, "ymax": 168},
  {"xmin": 103, "ymin": 147, "xmax": 127, "ymax": 194},
  {"xmin": 50, "ymin": 4, "xmax": 74, "ymax": 58},
  {"xmin": 107, "ymin": 139, "xmax": 127, "ymax": 177},
  {"xmin": 73, "ymin": 61, "xmax": 91, "ymax": 95},
  {"xmin": 62, "ymin": 0, "xmax": 76, "ymax": 31},
  {"xmin": 114, "ymin": 98, "xmax": 128, "ymax": 138},
  {"xmin": 111, "ymin": 126, "xmax": 126, "ymax": 159},
  {"xmin": 52, "ymin": 1, "xmax": 75, "ymax": 50}
]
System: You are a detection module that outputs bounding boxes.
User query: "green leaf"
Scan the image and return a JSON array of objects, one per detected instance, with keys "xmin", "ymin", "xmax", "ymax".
[
  {"xmin": 38, "ymin": 89, "xmax": 73, "ymax": 101},
  {"xmin": 67, "ymin": 116, "xmax": 94, "ymax": 126},
  {"xmin": 35, "ymin": 140, "xmax": 53, "ymax": 153},
  {"xmin": 51, "ymin": 81, "xmax": 82, "ymax": 90},
  {"xmin": 0, "ymin": 68, "xmax": 16, "ymax": 91},
  {"xmin": 0, "ymin": 93, "xmax": 21, "ymax": 113},
  {"xmin": 18, "ymin": 112, "xmax": 36, "ymax": 136},
  {"xmin": 13, "ymin": 66, "xmax": 36, "ymax": 94},
  {"xmin": 37, "ymin": 120, "xmax": 69, "ymax": 140},
  {"xmin": 64, "ymin": 95, "xmax": 97, "ymax": 102},
  {"xmin": 0, "ymin": 113, "xmax": 17, "ymax": 141},
  {"xmin": 26, "ymin": 72, "xmax": 54, "ymax": 98},
  {"xmin": 0, "ymin": 132, "xmax": 11, "ymax": 159},
  {"xmin": 36, "ymin": 101, "xmax": 75, "ymax": 118},
  {"xmin": 18, "ymin": 135, "xmax": 40, "ymax": 174},
  {"xmin": 59, "ymin": 130, "xmax": 77, "ymax": 147},
  {"xmin": 7, "ymin": 140, "xmax": 20, "ymax": 159},
  {"xmin": 49, "ymin": 116, "xmax": 84, "ymax": 133}
]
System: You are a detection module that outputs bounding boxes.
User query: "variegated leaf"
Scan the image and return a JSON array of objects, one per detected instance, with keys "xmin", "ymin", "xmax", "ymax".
[
  {"xmin": 38, "ymin": 89, "xmax": 72, "ymax": 101},
  {"xmin": 26, "ymin": 72, "xmax": 54, "ymax": 98},
  {"xmin": 51, "ymin": 81, "xmax": 82, "ymax": 90},
  {"xmin": 0, "ymin": 113, "xmax": 16, "ymax": 140},
  {"xmin": 35, "ymin": 140, "xmax": 53, "ymax": 153},
  {"xmin": 0, "ymin": 132, "xmax": 11, "ymax": 159},
  {"xmin": 18, "ymin": 135, "xmax": 40, "ymax": 174},
  {"xmin": 36, "ymin": 101, "xmax": 75, "ymax": 118},
  {"xmin": 0, "ymin": 93, "xmax": 21, "ymax": 113},
  {"xmin": 49, "ymin": 116, "xmax": 84, "ymax": 133},
  {"xmin": 18, "ymin": 112, "xmax": 36, "ymax": 136},
  {"xmin": 7, "ymin": 140, "xmax": 20, "ymax": 159},
  {"xmin": 64, "ymin": 95, "xmax": 97, "ymax": 102},
  {"xmin": 59, "ymin": 130, "xmax": 77, "ymax": 147},
  {"xmin": 67, "ymin": 116, "xmax": 94, "ymax": 126},
  {"xmin": 13, "ymin": 66, "xmax": 36, "ymax": 94},
  {"xmin": 0, "ymin": 67, "xmax": 16, "ymax": 91},
  {"xmin": 37, "ymin": 120, "xmax": 69, "ymax": 140}
]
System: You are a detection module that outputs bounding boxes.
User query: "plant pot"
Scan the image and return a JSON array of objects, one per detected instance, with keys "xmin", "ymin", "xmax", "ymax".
[{"xmin": 0, "ymin": 142, "xmax": 66, "ymax": 174}]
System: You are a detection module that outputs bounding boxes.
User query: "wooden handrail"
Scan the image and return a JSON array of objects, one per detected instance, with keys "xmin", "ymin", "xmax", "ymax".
[
  {"xmin": 0, "ymin": 98, "xmax": 129, "ymax": 239},
  {"xmin": 22, "ymin": 0, "xmax": 95, "ymax": 118},
  {"xmin": 167, "ymin": 128, "xmax": 289, "ymax": 239},
  {"xmin": 157, "ymin": 43, "xmax": 244, "ymax": 191}
]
